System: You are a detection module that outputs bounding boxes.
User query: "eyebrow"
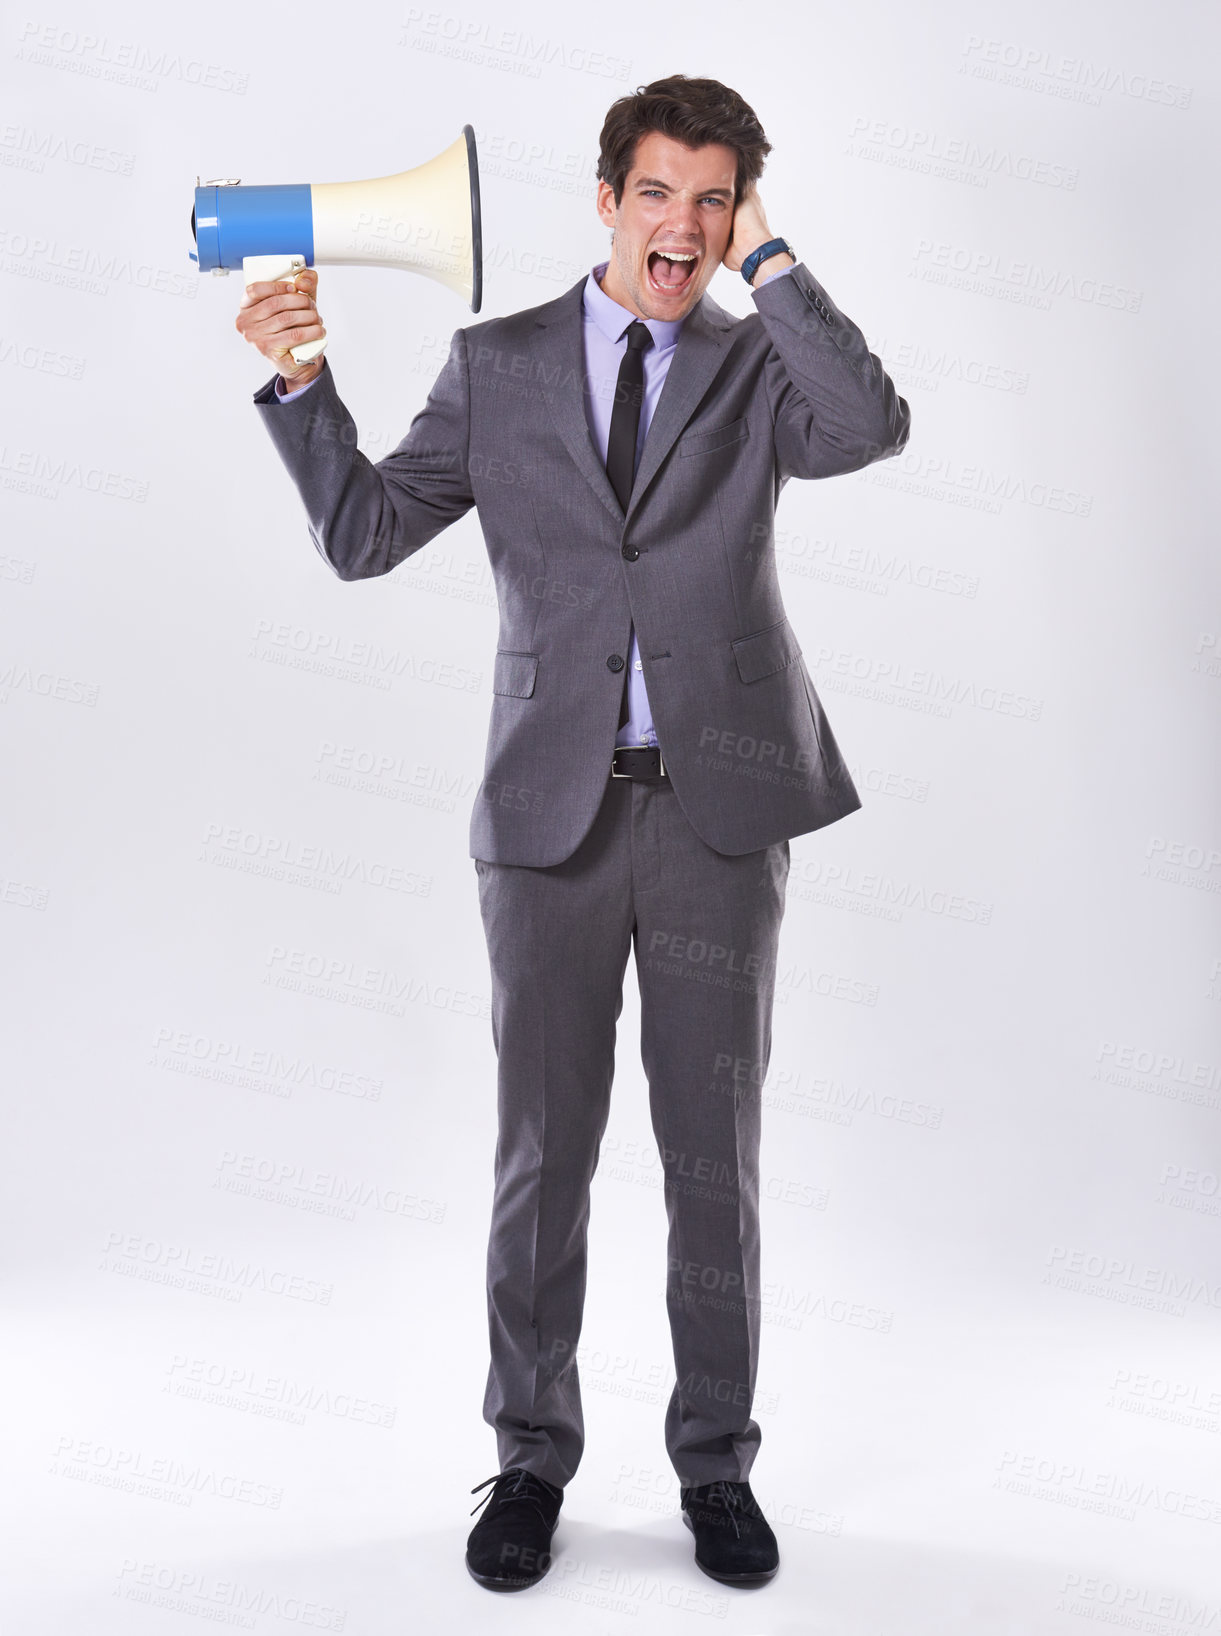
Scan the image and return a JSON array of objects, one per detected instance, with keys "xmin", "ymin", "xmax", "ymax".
[{"xmin": 632, "ymin": 175, "xmax": 734, "ymax": 199}]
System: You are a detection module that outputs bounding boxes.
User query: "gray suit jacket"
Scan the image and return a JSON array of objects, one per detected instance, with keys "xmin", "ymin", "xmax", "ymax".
[{"xmin": 252, "ymin": 261, "xmax": 911, "ymax": 866}]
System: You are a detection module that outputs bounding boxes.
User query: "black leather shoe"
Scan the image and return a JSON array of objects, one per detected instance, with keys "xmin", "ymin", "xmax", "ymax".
[
  {"xmin": 681, "ymin": 1479, "xmax": 779, "ymax": 1586},
  {"xmin": 466, "ymin": 1467, "xmax": 564, "ymax": 1591}
]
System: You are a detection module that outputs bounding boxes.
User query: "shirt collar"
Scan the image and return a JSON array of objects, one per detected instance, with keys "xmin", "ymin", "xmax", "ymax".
[{"xmin": 583, "ymin": 260, "xmax": 686, "ymax": 350}]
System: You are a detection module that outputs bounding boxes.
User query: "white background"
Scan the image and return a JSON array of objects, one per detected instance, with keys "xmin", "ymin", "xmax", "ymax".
[{"xmin": 2, "ymin": 1, "xmax": 1219, "ymax": 1630}]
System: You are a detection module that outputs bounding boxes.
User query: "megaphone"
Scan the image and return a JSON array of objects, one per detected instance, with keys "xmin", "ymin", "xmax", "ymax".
[{"xmin": 189, "ymin": 124, "xmax": 482, "ymax": 363}]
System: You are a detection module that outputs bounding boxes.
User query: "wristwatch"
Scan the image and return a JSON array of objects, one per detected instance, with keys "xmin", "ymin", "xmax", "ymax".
[{"xmin": 741, "ymin": 237, "xmax": 796, "ymax": 285}]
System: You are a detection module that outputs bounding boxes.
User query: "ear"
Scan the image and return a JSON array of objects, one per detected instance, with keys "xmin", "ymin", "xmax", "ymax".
[{"xmin": 594, "ymin": 179, "xmax": 617, "ymax": 231}]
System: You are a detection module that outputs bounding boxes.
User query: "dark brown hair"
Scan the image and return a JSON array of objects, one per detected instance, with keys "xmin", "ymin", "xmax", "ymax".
[{"xmin": 596, "ymin": 75, "xmax": 771, "ymax": 206}]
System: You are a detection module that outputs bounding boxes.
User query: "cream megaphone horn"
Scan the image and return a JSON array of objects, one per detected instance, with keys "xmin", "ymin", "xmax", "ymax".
[{"xmin": 189, "ymin": 124, "xmax": 482, "ymax": 363}]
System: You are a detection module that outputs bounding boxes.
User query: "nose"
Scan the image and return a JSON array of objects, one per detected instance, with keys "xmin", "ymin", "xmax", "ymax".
[{"xmin": 663, "ymin": 191, "xmax": 701, "ymax": 239}]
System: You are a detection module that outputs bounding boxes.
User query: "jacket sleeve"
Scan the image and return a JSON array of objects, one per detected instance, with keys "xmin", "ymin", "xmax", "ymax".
[
  {"xmin": 751, "ymin": 260, "xmax": 910, "ymax": 482},
  {"xmin": 251, "ymin": 329, "xmax": 476, "ymax": 581}
]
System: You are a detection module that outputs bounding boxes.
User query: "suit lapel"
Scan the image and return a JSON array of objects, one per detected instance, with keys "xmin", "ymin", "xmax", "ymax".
[
  {"xmin": 531, "ymin": 281, "xmax": 623, "ymax": 527},
  {"xmin": 531, "ymin": 278, "xmax": 732, "ymax": 530},
  {"xmin": 624, "ymin": 304, "xmax": 728, "ymax": 524}
]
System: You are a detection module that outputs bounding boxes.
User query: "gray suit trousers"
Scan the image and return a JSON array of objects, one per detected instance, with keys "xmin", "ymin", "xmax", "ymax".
[{"xmin": 474, "ymin": 765, "xmax": 789, "ymax": 1489}]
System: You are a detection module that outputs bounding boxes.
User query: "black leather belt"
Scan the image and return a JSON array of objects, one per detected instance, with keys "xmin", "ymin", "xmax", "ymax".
[{"xmin": 611, "ymin": 744, "xmax": 667, "ymax": 779}]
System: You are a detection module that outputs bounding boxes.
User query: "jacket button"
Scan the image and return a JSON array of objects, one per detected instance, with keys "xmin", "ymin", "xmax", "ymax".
[
  {"xmin": 606, "ymin": 654, "xmax": 625, "ymax": 672},
  {"xmin": 621, "ymin": 544, "xmax": 639, "ymax": 561}
]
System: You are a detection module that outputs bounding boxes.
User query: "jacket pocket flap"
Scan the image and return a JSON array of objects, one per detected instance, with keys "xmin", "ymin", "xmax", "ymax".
[
  {"xmin": 679, "ymin": 416, "xmax": 749, "ymax": 458},
  {"xmin": 731, "ymin": 618, "xmax": 801, "ymax": 684},
  {"xmin": 492, "ymin": 649, "xmax": 539, "ymax": 698}
]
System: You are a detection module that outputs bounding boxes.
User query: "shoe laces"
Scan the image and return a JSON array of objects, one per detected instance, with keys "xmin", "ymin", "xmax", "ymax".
[
  {"xmin": 470, "ymin": 1466, "xmax": 561, "ymax": 1522},
  {"xmin": 688, "ymin": 1479, "xmax": 757, "ymax": 1538}
]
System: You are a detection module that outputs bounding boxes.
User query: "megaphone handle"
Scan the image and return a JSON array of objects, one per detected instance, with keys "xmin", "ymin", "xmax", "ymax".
[{"xmin": 242, "ymin": 253, "xmax": 327, "ymax": 364}]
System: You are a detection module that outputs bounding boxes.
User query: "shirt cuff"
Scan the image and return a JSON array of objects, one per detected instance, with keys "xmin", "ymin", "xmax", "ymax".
[
  {"xmin": 752, "ymin": 261, "xmax": 796, "ymax": 289},
  {"xmin": 273, "ymin": 360, "xmax": 326, "ymax": 402}
]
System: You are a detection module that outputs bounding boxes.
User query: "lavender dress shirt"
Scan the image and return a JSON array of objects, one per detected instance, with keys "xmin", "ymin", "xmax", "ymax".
[{"xmin": 271, "ymin": 261, "xmax": 795, "ymax": 747}]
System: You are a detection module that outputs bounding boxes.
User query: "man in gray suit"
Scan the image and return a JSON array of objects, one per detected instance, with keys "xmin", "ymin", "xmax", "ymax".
[{"xmin": 238, "ymin": 74, "xmax": 909, "ymax": 1593}]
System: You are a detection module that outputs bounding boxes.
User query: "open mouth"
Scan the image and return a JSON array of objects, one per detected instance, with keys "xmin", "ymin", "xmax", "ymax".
[{"xmin": 647, "ymin": 248, "xmax": 699, "ymax": 296}]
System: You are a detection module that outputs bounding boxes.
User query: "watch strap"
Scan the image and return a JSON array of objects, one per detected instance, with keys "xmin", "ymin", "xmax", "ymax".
[{"xmin": 741, "ymin": 237, "xmax": 795, "ymax": 285}]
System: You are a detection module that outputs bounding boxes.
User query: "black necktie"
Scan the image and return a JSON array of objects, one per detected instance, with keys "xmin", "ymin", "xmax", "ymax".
[
  {"xmin": 605, "ymin": 320, "xmax": 654, "ymax": 512},
  {"xmin": 606, "ymin": 320, "xmax": 653, "ymax": 729}
]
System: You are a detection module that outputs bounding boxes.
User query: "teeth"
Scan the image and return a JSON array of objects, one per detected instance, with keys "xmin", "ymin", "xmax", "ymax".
[{"xmin": 656, "ymin": 252, "xmax": 697, "ymax": 261}]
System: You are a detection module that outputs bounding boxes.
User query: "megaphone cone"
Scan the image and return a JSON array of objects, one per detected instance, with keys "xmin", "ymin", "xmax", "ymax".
[
  {"xmin": 191, "ymin": 125, "xmax": 482, "ymax": 362},
  {"xmin": 310, "ymin": 127, "xmax": 482, "ymax": 306}
]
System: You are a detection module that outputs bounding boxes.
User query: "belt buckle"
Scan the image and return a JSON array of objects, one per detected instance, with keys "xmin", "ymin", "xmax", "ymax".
[{"xmin": 611, "ymin": 743, "xmax": 665, "ymax": 779}]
